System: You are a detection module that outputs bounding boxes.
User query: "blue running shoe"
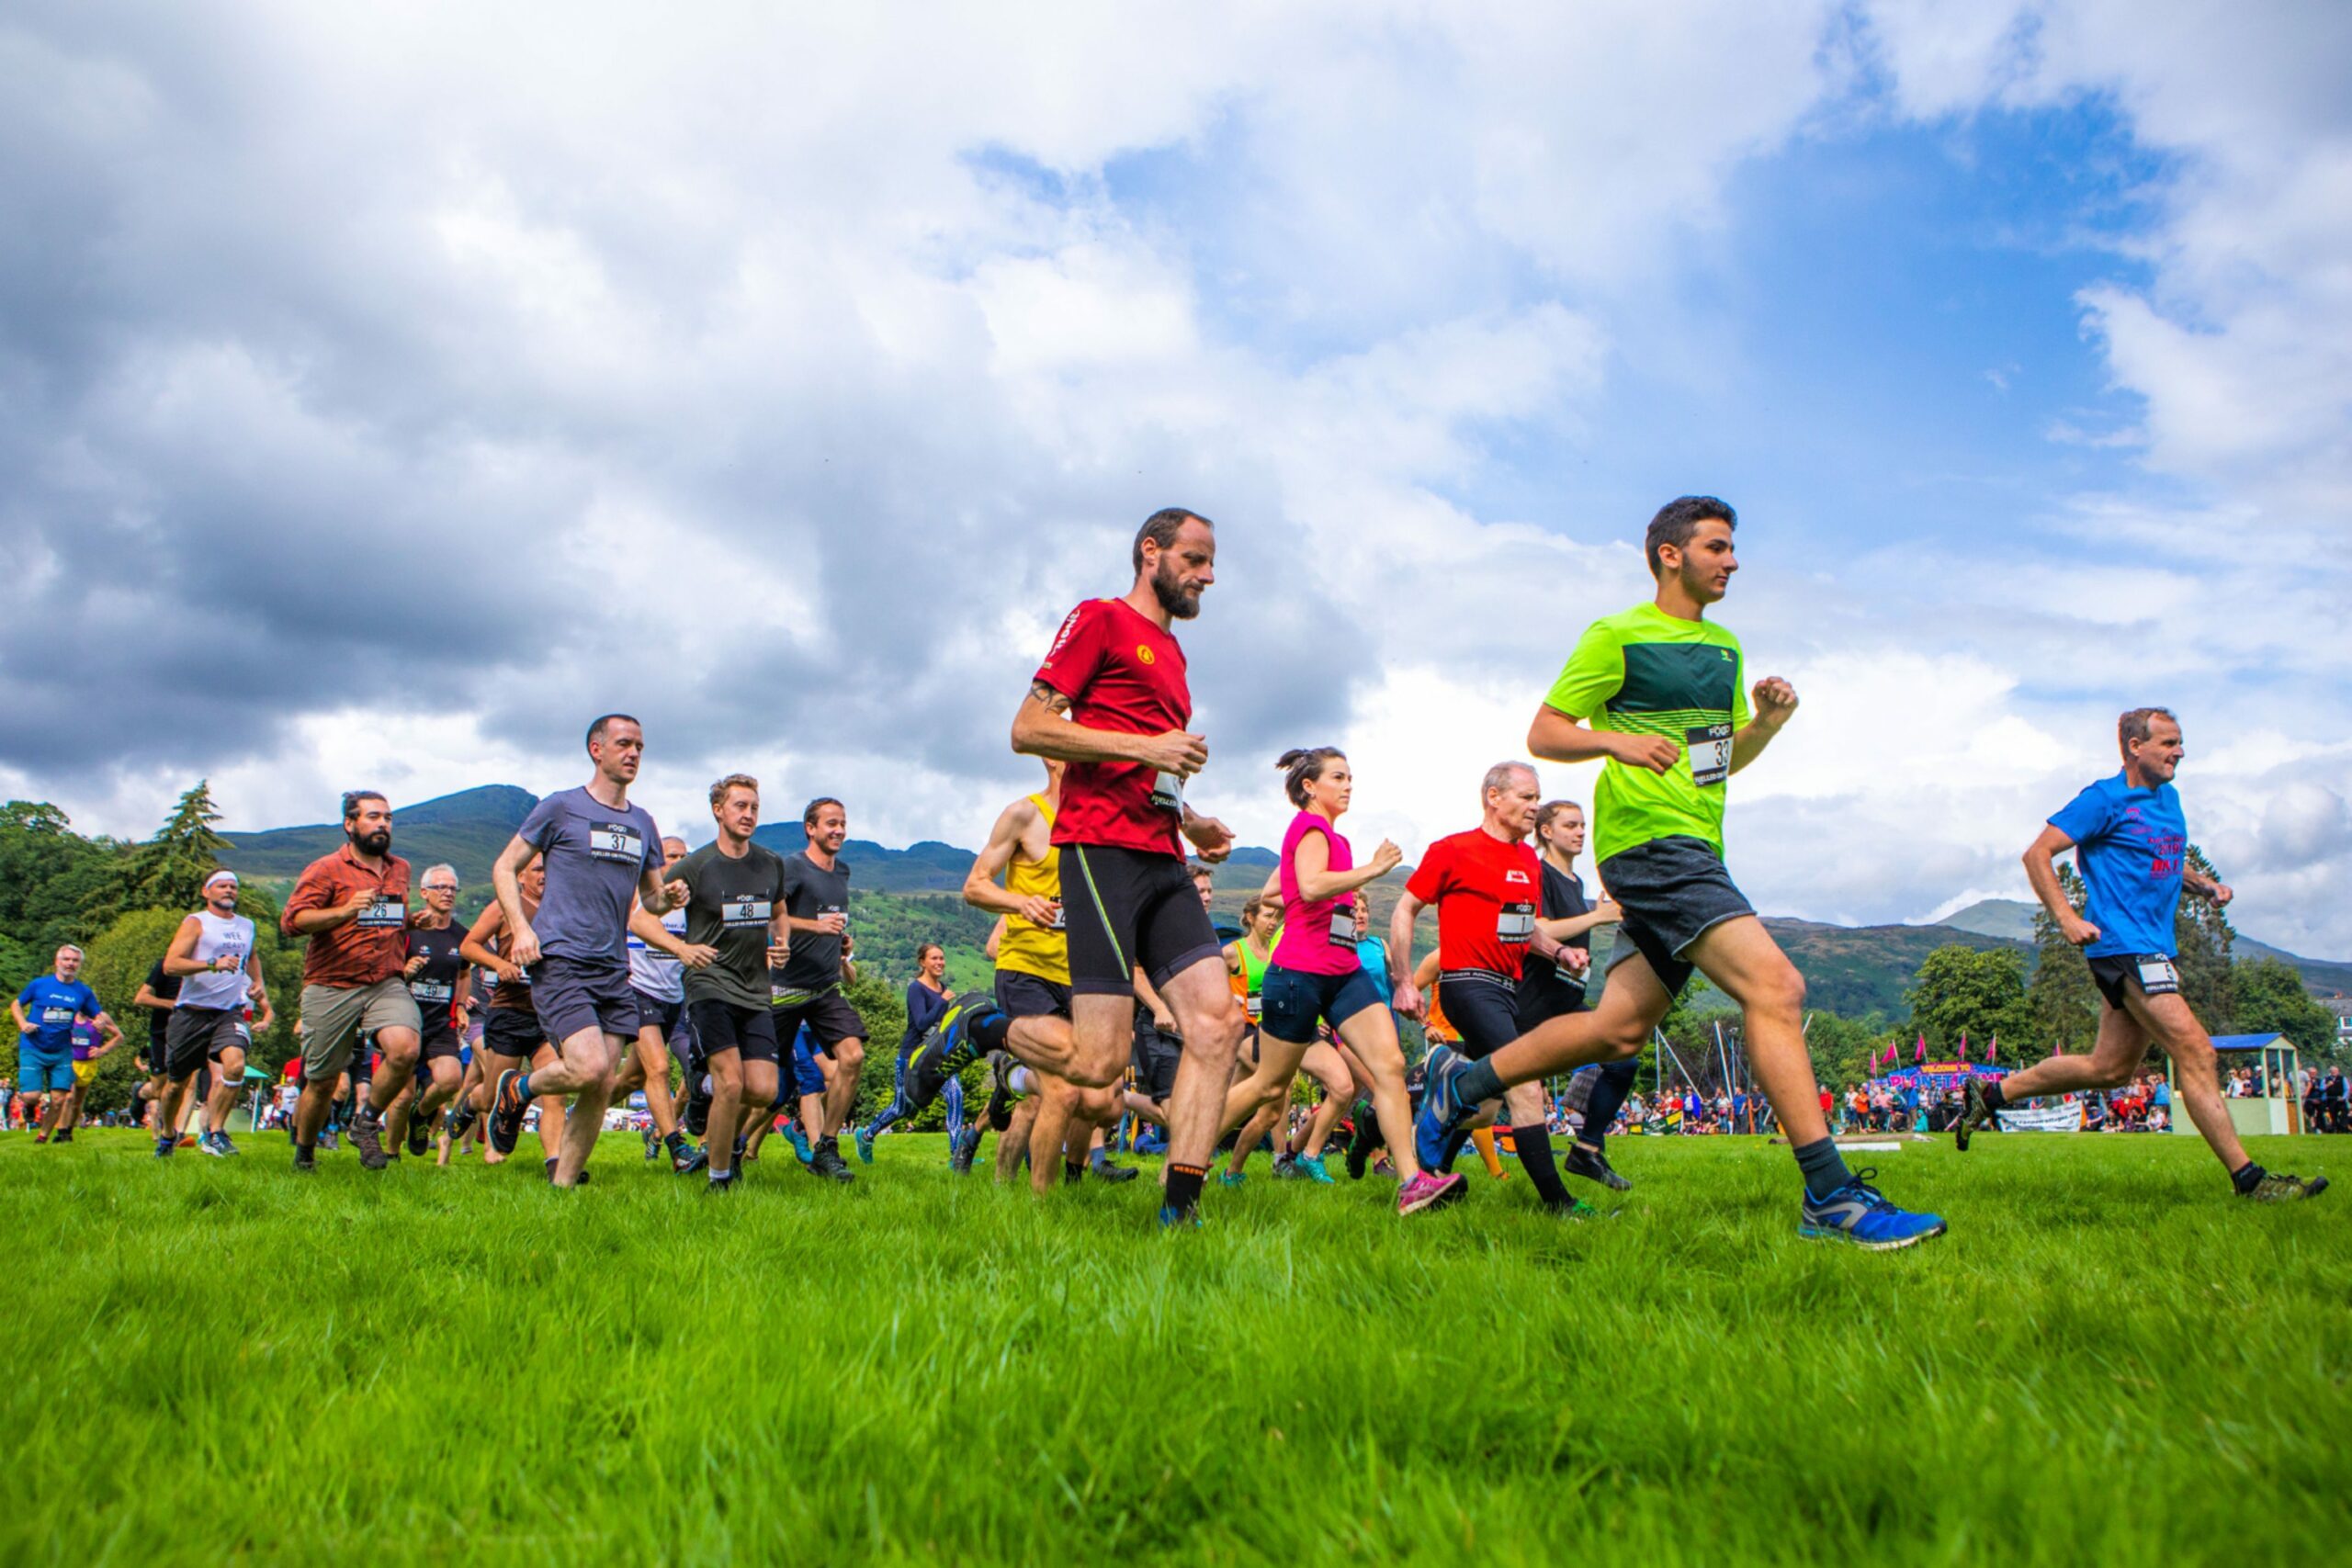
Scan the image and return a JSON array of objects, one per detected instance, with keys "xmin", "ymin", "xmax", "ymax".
[
  {"xmin": 1217, "ymin": 1169, "xmax": 1246, "ymax": 1188},
  {"xmin": 1158, "ymin": 1202, "xmax": 1202, "ymax": 1229},
  {"xmin": 854, "ymin": 1124, "xmax": 876, "ymax": 1165},
  {"xmin": 785, "ymin": 1123, "xmax": 813, "ymax": 1166},
  {"xmin": 1798, "ymin": 1170, "xmax": 1948, "ymax": 1251},
  {"xmin": 1413, "ymin": 1044, "xmax": 1467, "ymax": 1174}
]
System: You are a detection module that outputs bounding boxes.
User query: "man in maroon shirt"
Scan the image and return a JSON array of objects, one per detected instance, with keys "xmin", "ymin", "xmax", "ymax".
[
  {"xmin": 278, "ymin": 791, "xmax": 419, "ymax": 1171},
  {"xmin": 1000, "ymin": 508, "xmax": 1245, "ymax": 1224}
]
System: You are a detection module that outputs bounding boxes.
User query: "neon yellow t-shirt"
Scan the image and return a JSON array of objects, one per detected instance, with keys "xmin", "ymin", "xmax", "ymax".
[{"xmin": 1542, "ymin": 602, "xmax": 1749, "ymax": 864}]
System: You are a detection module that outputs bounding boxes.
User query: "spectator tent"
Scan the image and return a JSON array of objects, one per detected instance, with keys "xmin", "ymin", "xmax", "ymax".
[{"xmin": 2178, "ymin": 1034, "xmax": 2305, "ymax": 1137}]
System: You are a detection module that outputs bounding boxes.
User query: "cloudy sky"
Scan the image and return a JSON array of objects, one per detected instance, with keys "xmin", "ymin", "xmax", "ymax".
[{"xmin": 6, "ymin": 2, "xmax": 2348, "ymax": 954}]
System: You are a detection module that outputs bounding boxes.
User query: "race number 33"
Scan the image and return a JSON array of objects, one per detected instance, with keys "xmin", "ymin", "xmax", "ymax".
[{"xmin": 1686, "ymin": 724, "xmax": 1733, "ymax": 788}]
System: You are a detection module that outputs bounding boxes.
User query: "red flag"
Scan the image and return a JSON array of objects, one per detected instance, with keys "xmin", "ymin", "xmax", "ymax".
[
  {"xmin": 1914, "ymin": 1034, "xmax": 1926, "ymax": 1064},
  {"xmin": 1985, "ymin": 1033, "xmax": 1997, "ymax": 1064}
]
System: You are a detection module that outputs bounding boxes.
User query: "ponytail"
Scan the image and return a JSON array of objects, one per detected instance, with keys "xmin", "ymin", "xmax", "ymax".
[{"xmin": 1274, "ymin": 746, "xmax": 1346, "ymax": 807}]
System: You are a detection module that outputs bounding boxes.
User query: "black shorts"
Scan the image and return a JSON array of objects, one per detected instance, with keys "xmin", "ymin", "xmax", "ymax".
[
  {"xmin": 689, "ymin": 998, "xmax": 779, "ymax": 1064},
  {"xmin": 418, "ymin": 1022, "xmax": 465, "ymax": 1064},
  {"xmin": 526, "ymin": 956, "xmax": 639, "ymax": 1044},
  {"xmin": 769, "ymin": 988, "xmax": 865, "ymax": 1055},
  {"xmin": 481, "ymin": 1007, "xmax": 548, "ymax": 1061},
  {"xmin": 1130, "ymin": 1009, "xmax": 1182, "ymax": 1101},
  {"xmin": 143, "ymin": 1031, "xmax": 171, "ymax": 1077},
  {"xmin": 632, "ymin": 991, "xmax": 684, "ymax": 1036},
  {"xmin": 1435, "ymin": 970, "xmax": 1521, "ymax": 1060},
  {"xmin": 1062, "ymin": 843, "xmax": 1222, "ymax": 996},
  {"xmin": 995, "ymin": 968, "xmax": 1072, "ymax": 1021},
  {"xmin": 2087, "ymin": 953, "xmax": 2181, "ymax": 1011},
  {"xmin": 162, "ymin": 1007, "xmax": 243, "ymax": 1079},
  {"xmin": 1598, "ymin": 836, "xmax": 1756, "ymax": 999}
]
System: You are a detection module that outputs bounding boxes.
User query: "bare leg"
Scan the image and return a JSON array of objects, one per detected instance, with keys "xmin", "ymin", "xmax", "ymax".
[
  {"xmin": 706, "ymin": 1050, "xmax": 745, "ymax": 1179},
  {"xmin": 1296, "ymin": 1042, "xmax": 1353, "ymax": 1159},
  {"xmin": 365, "ymin": 1028, "xmax": 423, "ymax": 1116},
  {"xmin": 544, "ymin": 1029, "xmax": 619, "ymax": 1188},
  {"xmin": 997, "ymin": 1095, "xmax": 1040, "ymax": 1182}
]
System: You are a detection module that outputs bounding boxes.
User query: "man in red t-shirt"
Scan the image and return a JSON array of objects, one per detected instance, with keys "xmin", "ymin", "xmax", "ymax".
[
  {"xmin": 982, "ymin": 507, "xmax": 1244, "ymax": 1224},
  {"xmin": 1389, "ymin": 761, "xmax": 1591, "ymax": 1214}
]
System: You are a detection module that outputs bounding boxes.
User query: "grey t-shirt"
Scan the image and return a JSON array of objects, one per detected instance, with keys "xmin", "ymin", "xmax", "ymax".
[
  {"xmin": 672, "ymin": 840, "xmax": 788, "ymax": 1010},
  {"xmin": 517, "ymin": 785, "xmax": 664, "ymax": 964},
  {"xmin": 771, "ymin": 851, "xmax": 851, "ymax": 998}
]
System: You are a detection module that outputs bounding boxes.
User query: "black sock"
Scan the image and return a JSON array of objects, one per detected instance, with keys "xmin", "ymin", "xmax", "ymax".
[
  {"xmin": 2232, "ymin": 1161, "xmax": 2264, "ymax": 1194},
  {"xmin": 664, "ymin": 1130, "xmax": 687, "ymax": 1155},
  {"xmin": 972, "ymin": 1010, "xmax": 1012, "ymax": 1053},
  {"xmin": 1438, "ymin": 1126, "xmax": 1469, "ymax": 1174},
  {"xmin": 1793, "ymin": 1136, "xmax": 1852, "ymax": 1201},
  {"xmin": 1064, "ymin": 1158, "xmax": 1087, "ymax": 1185},
  {"xmin": 1980, "ymin": 1080, "xmax": 2007, "ymax": 1112},
  {"xmin": 1583, "ymin": 1060, "xmax": 1638, "ymax": 1154},
  {"xmin": 1453, "ymin": 1058, "xmax": 1505, "ymax": 1106},
  {"xmin": 1165, "ymin": 1161, "xmax": 1207, "ymax": 1214},
  {"xmin": 1512, "ymin": 1125, "xmax": 1576, "ymax": 1210}
]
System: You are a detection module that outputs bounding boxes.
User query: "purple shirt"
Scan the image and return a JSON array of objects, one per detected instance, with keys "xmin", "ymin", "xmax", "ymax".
[{"xmin": 1272, "ymin": 810, "xmax": 1362, "ymax": 977}]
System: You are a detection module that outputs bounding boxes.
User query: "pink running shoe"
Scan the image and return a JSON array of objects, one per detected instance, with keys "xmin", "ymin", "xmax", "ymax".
[{"xmin": 1397, "ymin": 1170, "xmax": 1467, "ymax": 1215}]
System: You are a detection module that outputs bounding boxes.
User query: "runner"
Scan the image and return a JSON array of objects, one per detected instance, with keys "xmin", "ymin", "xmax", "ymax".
[
  {"xmin": 1220, "ymin": 748, "xmax": 1462, "ymax": 1213},
  {"xmin": 1224, "ymin": 895, "xmax": 1278, "ymax": 1052},
  {"xmin": 1956, "ymin": 707, "xmax": 2327, "ymax": 1200},
  {"xmin": 155, "ymin": 871, "xmax": 266, "ymax": 1157},
  {"xmin": 762, "ymin": 797, "xmax": 865, "ymax": 1184},
  {"xmin": 618, "ymin": 834, "xmax": 706, "ymax": 1173},
  {"xmin": 486, "ymin": 715, "xmax": 676, "ymax": 1189},
  {"xmin": 132, "ymin": 959, "xmax": 182, "ymax": 1137},
  {"xmin": 1517, "ymin": 800, "xmax": 1630, "ymax": 1192},
  {"xmin": 856, "ymin": 942, "xmax": 955, "ymax": 1163},
  {"xmin": 277, "ymin": 791, "xmax": 422, "ymax": 1172},
  {"xmin": 654, "ymin": 774, "xmax": 790, "ymax": 1191},
  {"xmin": 387, "ymin": 863, "xmax": 469, "ymax": 1158},
  {"xmin": 1412, "ymin": 497, "xmax": 1946, "ymax": 1247},
  {"xmin": 457, "ymin": 861, "xmax": 560, "ymax": 1168},
  {"xmin": 11, "ymin": 947, "xmax": 119, "ymax": 1145}
]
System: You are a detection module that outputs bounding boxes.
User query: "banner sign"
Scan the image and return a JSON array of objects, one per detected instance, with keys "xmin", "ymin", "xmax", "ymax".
[{"xmin": 1995, "ymin": 1100, "xmax": 2084, "ymax": 1133}]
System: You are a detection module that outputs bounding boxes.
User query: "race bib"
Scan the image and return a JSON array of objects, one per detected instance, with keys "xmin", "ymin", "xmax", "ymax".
[
  {"xmin": 1686, "ymin": 723, "xmax": 1733, "ymax": 788},
  {"xmin": 1048, "ymin": 904, "xmax": 1066, "ymax": 931},
  {"xmin": 2135, "ymin": 956, "xmax": 2181, "ymax": 996},
  {"xmin": 1150, "ymin": 772, "xmax": 1185, "ymax": 816},
  {"xmin": 1328, "ymin": 909, "xmax": 1358, "ymax": 948},
  {"xmin": 356, "ymin": 895, "xmax": 407, "ymax": 929},
  {"xmin": 1246, "ymin": 994, "xmax": 1262, "ymax": 1021},
  {"xmin": 40, "ymin": 1006, "xmax": 74, "ymax": 1025},
  {"xmin": 589, "ymin": 822, "xmax": 646, "ymax": 864},
  {"xmin": 411, "ymin": 980, "xmax": 454, "ymax": 1003},
  {"xmin": 1497, "ymin": 901, "xmax": 1536, "ymax": 943},
  {"xmin": 722, "ymin": 896, "xmax": 772, "ymax": 929}
]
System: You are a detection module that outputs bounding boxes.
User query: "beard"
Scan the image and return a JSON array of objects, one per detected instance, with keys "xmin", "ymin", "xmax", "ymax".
[
  {"xmin": 349, "ymin": 827, "xmax": 392, "ymax": 856},
  {"xmin": 1151, "ymin": 561, "xmax": 1203, "ymax": 620}
]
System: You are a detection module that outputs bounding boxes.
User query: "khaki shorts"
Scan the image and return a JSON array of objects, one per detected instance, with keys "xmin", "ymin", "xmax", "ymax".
[{"xmin": 300, "ymin": 978, "xmax": 422, "ymax": 1079}]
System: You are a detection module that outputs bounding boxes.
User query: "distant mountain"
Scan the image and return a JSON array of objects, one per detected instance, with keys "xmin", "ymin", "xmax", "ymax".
[
  {"xmin": 220, "ymin": 784, "xmax": 537, "ymax": 886},
  {"xmin": 1937, "ymin": 897, "xmax": 2352, "ymax": 997}
]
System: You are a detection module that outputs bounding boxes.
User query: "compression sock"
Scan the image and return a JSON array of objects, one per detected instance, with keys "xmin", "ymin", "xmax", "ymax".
[
  {"xmin": 1512, "ymin": 1125, "xmax": 1575, "ymax": 1209},
  {"xmin": 969, "ymin": 1009, "xmax": 1012, "ymax": 1054},
  {"xmin": 987, "ymin": 1086, "xmax": 1013, "ymax": 1132},
  {"xmin": 1471, "ymin": 1127, "xmax": 1507, "ymax": 1179},
  {"xmin": 2231, "ymin": 1161, "xmax": 2264, "ymax": 1195},
  {"xmin": 664, "ymin": 1130, "xmax": 688, "ymax": 1156},
  {"xmin": 1793, "ymin": 1136, "xmax": 1853, "ymax": 1201},
  {"xmin": 1583, "ymin": 1059, "xmax": 1638, "ymax": 1154},
  {"xmin": 1164, "ymin": 1161, "xmax": 1208, "ymax": 1215},
  {"xmin": 1439, "ymin": 1125, "xmax": 1470, "ymax": 1173},
  {"xmin": 1452, "ymin": 1057, "xmax": 1506, "ymax": 1107},
  {"xmin": 1979, "ymin": 1080, "xmax": 2007, "ymax": 1112},
  {"xmin": 512, "ymin": 1073, "xmax": 533, "ymax": 1102}
]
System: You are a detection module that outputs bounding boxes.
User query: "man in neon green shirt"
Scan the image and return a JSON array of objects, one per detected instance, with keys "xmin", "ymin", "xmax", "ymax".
[{"xmin": 1416, "ymin": 496, "xmax": 1946, "ymax": 1250}]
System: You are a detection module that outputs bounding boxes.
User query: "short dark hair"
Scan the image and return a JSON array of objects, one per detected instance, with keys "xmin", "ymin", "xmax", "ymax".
[
  {"xmin": 1134, "ymin": 508, "xmax": 1211, "ymax": 573},
  {"xmin": 1645, "ymin": 496, "xmax": 1736, "ymax": 578},
  {"xmin": 803, "ymin": 796, "xmax": 844, "ymax": 829},
  {"xmin": 585, "ymin": 714, "xmax": 640, "ymax": 751},
  {"xmin": 341, "ymin": 790, "xmax": 387, "ymax": 820},
  {"xmin": 1273, "ymin": 747, "xmax": 1345, "ymax": 808},
  {"xmin": 2118, "ymin": 706, "xmax": 2177, "ymax": 759}
]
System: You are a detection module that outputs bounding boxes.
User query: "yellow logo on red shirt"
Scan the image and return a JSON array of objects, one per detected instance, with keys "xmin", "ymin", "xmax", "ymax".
[{"xmin": 1137, "ymin": 645, "xmax": 1156, "ymax": 665}]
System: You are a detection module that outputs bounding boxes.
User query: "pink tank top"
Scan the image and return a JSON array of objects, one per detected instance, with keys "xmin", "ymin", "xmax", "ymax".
[{"xmin": 1272, "ymin": 810, "xmax": 1362, "ymax": 976}]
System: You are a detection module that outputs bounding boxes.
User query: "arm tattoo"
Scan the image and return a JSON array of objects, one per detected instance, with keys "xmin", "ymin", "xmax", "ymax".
[{"xmin": 1028, "ymin": 680, "xmax": 1072, "ymax": 716}]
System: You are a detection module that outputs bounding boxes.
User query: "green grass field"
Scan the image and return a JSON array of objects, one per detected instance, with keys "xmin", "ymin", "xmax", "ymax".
[{"xmin": 3, "ymin": 1128, "xmax": 2344, "ymax": 1565}]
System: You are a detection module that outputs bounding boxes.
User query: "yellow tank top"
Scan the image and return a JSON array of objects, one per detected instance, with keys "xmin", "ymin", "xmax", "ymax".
[{"xmin": 996, "ymin": 794, "xmax": 1069, "ymax": 985}]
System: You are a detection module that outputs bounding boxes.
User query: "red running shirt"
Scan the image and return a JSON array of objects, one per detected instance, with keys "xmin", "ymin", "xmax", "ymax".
[
  {"xmin": 1034, "ymin": 597, "xmax": 1191, "ymax": 857},
  {"xmin": 1404, "ymin": 829, "xmax": 1541, "ymax": 979}
]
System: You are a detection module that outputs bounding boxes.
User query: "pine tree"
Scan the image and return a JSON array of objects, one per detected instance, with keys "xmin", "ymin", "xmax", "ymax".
[
  {"xmin": 2027, "ymin": 861, "xmax": 2100, "ymax": 1059},
  {"xmin": 94, "ymin": 782, "xmax": 234, "ymax": 920},
  {"xmin": 2174, "ymin": 843, "xmax": 2235, "ymax": 1033}
]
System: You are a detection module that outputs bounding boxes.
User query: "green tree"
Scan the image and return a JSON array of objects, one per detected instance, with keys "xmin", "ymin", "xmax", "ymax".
[
  {"xmin": 2027, "ymin": 861, "xmax": 2101, "ymax": 1060},
  {"xmin": 2230, "ymin": 956, "xmax": 2336, "ymax": 1060},
  {"xmin": 1804, "ymin": 1010, "xmax": 1886, "ymax": 1092},
  {"xmin": 0, "ymin": 800, "xmax": 130, "ymax": 962},
  {"xmin": 2172, "ymin": 844, "xmax": 2235, "ymax": 1032},
  {"xmin": 842, "ymin": 968, "xmax": 910, "ymax": 1124},
  {"xmin": 1907, "ymin": 943, "xmax": 2032, "ymax": 1058},
  {"xmin": 100, "ymin": 782, "xmax": 234, "ymax": 923}
]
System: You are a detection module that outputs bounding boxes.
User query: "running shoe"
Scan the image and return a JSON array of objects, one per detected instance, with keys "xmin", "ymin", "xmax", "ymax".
[
  {"xmin": 1216, "ymin": 1169, "xmax": 1246, "ymax": 1188},
  {"xmin": 318, "ymin": 1129, "xmax": 339, "ymax": 1150},
  {"xmin": 347, "ymin": 1110, "xmax": 390, "ymax": 1170},
  {"xmin": 198, "ymin": 1131, "xmax": 229, "ymax": 1157},
  {"xmin": 216, "ymin": 1132, "xmax": 241, "ymax": 1156},
  {"xmin": 1292, "ymin": 1152, "xmax": 1335, "ymax": 1185},
  {"xmin": 809, "ymin": 1136, "xmax": 856, "ymax": 1183},
  {"xmin": 407, "ymin": 1115, "xmax": 433, "ymax": 1158},
  {"xmin": 909, "ymin": 998, "xmax": 1001, "ymax": 1106},
  {"xmin": 948, "ymin": 1125, "xmax": 982, "ymax": 1174},
  {"xmin": 705, "ymin": 1170, "xmax": 738, "ymax": 1194},
  {"xmin": 1562, "ymin": 1144, "xmax": 1632, "ymax": 1192},
  {"xmin": 291, "ymin": 1145, "xmax": 316, "ymax": 1172},
  {"xmin": 1090, "ymin": 1155, "xmax": 1140, "ymax": 1184},
  {"xmin": 487, "ymin": 1070, "xmax": 527, "ymax": 1156},
  {"xmin": 784, "ymin": 1123, "xmax": 813, "ymax": 1165},
  {"xmin": 642, "ymin": 1127, "xmax": 658, "ymax": 1161},
  {"xmin": 1545, "ymin": 1197, "xmax": 1605, "ymax": 1221},
  {"xmin": 683, "ymin": 1077, "xmax": 712, "ymax": 1139},
  {"xmin": 1157, "ymin": 1202, "xmax": 1202, "ymax": 1229},
  {"xmin": 671, "ymin": 1142, "xmax": 708, "ymax": 1176},
  {"xmin": 176, "ymin": 1133, "xmax": 197, "ymax": 1149},
  {"xmin": 1396, "ymin": 1170, "xmax": 1466, "ymax": 1214},
  {"xmin": 1272, "ymin": 1153, "xmax": 1299, "ymax": 1180},
  {"xmin": 1344, "ymin": 1106, "xmax": 1379, "ymax": 1180},
  {"xmin": 32, "ymin": 1132, "xmax": 47, "ymax": 1145},
  {"xmin": 1798, "ymin": 1171, "xmax": 1948, "ymax": 1250},
  {"xmin": 1954, "ymin": 1077, "xmax": 1996, "ymax": 1153},
  {"xmin": 855, "ymin": 1124, "xmax": 876, "ymax": 1165},
  {"xmin": 155, "ymin": 1134, "xmax": 178, "ymax": 1159},
  {"xmin": 57, "ymin": 1129, "xmax": 76, "ymax": 1144},
  {"xmin": 1412, "ymin": 1044, "xmax": 1469, "ymax": 1174},
  {"xmin": 2242, "ymin": 1171, "xmax": 2329, "ymax": 1201}
]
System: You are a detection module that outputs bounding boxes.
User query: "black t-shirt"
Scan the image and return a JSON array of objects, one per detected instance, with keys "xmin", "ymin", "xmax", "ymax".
[
  {"xmin": 772, "ymin": 852, "xmax": 852, "ymax": 997},
  {"xmin": 144, "ymin": 960, "xmax": 183, "ymax": 1045},
  {"xmin": 1520, "ymin": 861, "xmax": 1591, "ymax": 999},
  {"xmin": 673, "ymin": 841, "xmax": 789, "ymax": 1010},
  {"xmin": 405, "ymin": 922, "xmax": 467, "ymax": 1021}
]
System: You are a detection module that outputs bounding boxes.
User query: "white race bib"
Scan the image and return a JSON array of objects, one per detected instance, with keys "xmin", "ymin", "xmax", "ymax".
[
  {"xmin": 356, "ymin": 896, "xmax": 407, "ymax": 929},
  {"xmin": 1150, "ymin": 773, "xmax": 1185, "ymax": 816},
  {"xmin": 1497, "ymin": 902, "xmax": 1535, "ymax": 943},
  {"xmin": 412, "ymin": 980, "xmax": 454, "ymax": 1003},
  {"xmin": 589, "ymin": 823, "xmax": 645, "ymax": 863},
  {"xmin": 1686, "ymin": 723, "xmax": 1733, "ymax": 788},
  {"xmin": 722, "ymin": 897, "xmax": 773, "ymax": 929},
  {"xmin": 1328, "ymin": 910, "xmax": 1358, "ymax": 948},
  {"xmin": 2136, "ymin": 957, "xmax": 2181, "ymax": 993}
]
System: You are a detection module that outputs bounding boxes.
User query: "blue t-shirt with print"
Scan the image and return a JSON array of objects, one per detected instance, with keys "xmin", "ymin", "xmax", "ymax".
[
  {"xmin": 2049, "ymin": 771, "xmax": 2188, "ymax": 960},
  {"xmin": 516, "ymin": 785, "xmax": 665, "ymax": 964},
  {"xmin": 17, "ymin": 976, "xmax": 100, "ymax": 1055}
]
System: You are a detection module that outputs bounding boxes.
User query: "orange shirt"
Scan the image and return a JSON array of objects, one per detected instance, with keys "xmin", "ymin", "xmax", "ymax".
[{"xmin": 281, "ymin": 844, "xmax": 413, "ymax": 988}]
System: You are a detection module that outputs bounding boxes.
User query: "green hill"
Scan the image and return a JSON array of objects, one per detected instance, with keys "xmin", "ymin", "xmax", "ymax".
[
  {"xmin": 219, "ymin": 784, "xmax": 537, "ymax": 887},
  {"xmin": 1940, "ymin": 897, "xmax": 2352, "ymax": 997}
]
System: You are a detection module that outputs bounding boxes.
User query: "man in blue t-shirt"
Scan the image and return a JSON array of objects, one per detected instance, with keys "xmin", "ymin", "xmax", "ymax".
[
  {"xmin": 11, "ymin": 945, "xmax": 122, "ymax": 1142},
  {"xmin": 1958, "ymin": 707, "xmax": 2325, "ymax": 1201}
]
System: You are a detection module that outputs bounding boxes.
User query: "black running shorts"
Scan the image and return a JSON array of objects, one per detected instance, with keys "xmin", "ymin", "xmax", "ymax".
[
  {"xmin": 995, "ymin": 968, "xmax": 1073, "ymax": 1021},
  {"xmin": 2086, "ymin": 953, "xmax": 2180, "ymax": 1011},
  {"xmin": 1129, "ymin": 1008, "xmax": 1182, "ymax": 1101},
  {"xmin": 689, "ymin": 998, "xmax": 779, "ymax": 1064},
  {"xmin": 1061, "ymin": 843, "xmax": 1222, "ymax": 996},
  {"xmin": 1434, "ymin": 970, "xmax": 1521, "ymax": 1061},
  {"xmin": 769, "ymin": 987, "xmax": 865, "ymax": 1055},
  {"xmin": 1596, "ymin": 835, "xmax": 1756, "ymax": 999}
]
